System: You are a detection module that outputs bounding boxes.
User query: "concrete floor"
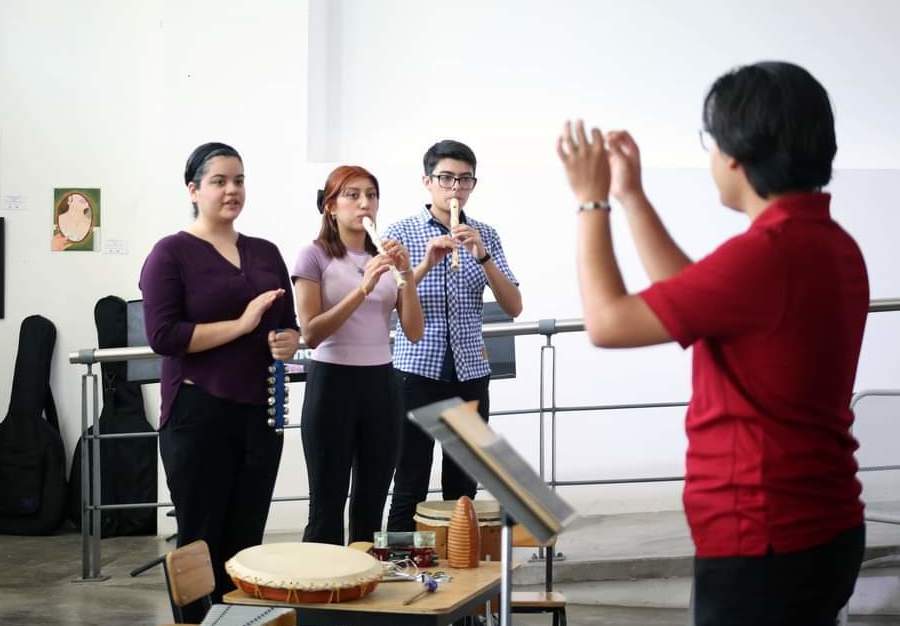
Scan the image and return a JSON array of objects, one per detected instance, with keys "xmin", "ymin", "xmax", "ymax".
[
  {"xmin": 3, "ymin": 513, "xmax": 900, "ymax": 625},
  {"xmin": 0, "ymin": 529, "xmax": 692, "ymax": 625}
]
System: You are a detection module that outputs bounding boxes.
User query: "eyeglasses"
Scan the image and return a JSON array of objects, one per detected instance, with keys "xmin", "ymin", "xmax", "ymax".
[
  {"xmin": 430, "ymin": 174, "xmax": 477, "ymax": 190},
  {"xmin": 698, "ymin": 129, "xmax": 715, "ymax": 152}
]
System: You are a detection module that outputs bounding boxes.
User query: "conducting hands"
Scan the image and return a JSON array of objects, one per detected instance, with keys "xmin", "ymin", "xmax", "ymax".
[
  {"xmin": 606, "ymin": 130, "xmax": 645, "ymax": 204},
  {"xmin": 239, "ymin": 289, "xmax": 285, "ymax": 335},
  {"xmin": 557, "ymin": 120, "xmax": 645, "ymax": 205},
  {"xmin": 268, "ymin": 328, "xmax": 300, "ymax": 361}
]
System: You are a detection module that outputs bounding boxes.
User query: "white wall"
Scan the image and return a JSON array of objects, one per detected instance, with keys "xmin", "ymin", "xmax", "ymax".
[
  {"xmin": 317, "ymin": 0, "xmax": 900, "ymax": 517},
  {"xmin": 0, "ymin": 0, "xmax": 898, "ymax": 536},
  {"xmin": 0, "ymin": 0, "xmax": 313, "ymax": 534}
]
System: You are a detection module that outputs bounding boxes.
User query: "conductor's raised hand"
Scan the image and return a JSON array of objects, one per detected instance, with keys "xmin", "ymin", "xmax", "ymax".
[
  {"xmin": 360, "ymin": 254, "xmax": 392, "ymax": 295},
  {"xmin": 606, "ymin": 130, "xmax": 645, "ymax": 204},
  {"xmin": 239, "ymin": 289, "xmax": 285, "ymax": 335},
  {"xmin": 557, "ymin": 120, "xmax": 611, "ymax": 204}
]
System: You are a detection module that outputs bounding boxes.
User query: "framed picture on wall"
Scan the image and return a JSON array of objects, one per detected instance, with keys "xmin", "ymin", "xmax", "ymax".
[{"xmin": 52, "ymin": 188, "xmax": 100, "ymax": 252}]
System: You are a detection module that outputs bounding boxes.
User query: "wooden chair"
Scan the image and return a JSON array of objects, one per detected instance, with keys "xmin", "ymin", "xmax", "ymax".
[
  {"xmin": 510, "ymin": 525, "xmax": 567, "ymax": 626},
  {"xmin": 162, "ymin": 539, "xmax": 215, "ymax": 624},
  {"xmin": 160, "ymin": 539, "xmax": 297, "ymax": 626}
]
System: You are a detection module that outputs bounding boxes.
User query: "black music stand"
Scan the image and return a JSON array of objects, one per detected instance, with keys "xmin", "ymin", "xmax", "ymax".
[{"xmin": 409, "ymin": 398, "xmax": 576, "ymax": 626}]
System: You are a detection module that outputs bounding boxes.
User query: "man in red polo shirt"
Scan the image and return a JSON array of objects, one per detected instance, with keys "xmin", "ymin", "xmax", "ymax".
[{"xmin": 557, "ymin": 62, "xmax": 868, "ymax": 625}]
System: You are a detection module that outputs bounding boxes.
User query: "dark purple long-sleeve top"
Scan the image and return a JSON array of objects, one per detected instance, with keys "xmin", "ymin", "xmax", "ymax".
[{"xmin": 139, "ymin": 231, "xmax": 299, "ymax": 427}]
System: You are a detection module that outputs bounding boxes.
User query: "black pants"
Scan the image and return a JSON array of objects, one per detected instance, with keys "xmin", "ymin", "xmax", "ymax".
[
  {"xmin": 301, "ymin": 361, "xmax": 402, "ymax": 545},
  {"xmin": 386, "ymin": 372, "xmax": 490, "ymax": 532},
  {"xmin": 159, "ymin": 384, "xmax": 282, "ymax": 621},
  {"xmin": 693, "ymin": 524, "xmax": 865, "ymax": 626}
]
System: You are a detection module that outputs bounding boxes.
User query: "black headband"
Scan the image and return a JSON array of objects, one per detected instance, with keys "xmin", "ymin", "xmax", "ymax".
[{"xmin": 184, "ymin": 142, "xmax": 240, "ymax": 186}]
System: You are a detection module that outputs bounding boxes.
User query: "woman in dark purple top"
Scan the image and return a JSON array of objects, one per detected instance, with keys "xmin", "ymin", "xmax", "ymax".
[{"xmin": 140, "ymin": 143, "xmax": 299, "ymax": 616}]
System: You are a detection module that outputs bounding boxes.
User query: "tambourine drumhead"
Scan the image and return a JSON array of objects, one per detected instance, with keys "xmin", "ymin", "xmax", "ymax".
[
  {"xmin": 414, "ymin": 499, "xmax": 502, "ymax": 526},
  {"xmin": 226, "ymin": 542, "xmax": 382, "ymax": 604}
]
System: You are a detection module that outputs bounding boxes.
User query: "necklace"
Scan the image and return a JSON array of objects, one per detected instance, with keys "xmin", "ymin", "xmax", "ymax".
[{"xmin": 347, "ymin": 252, "xmax": 368, "ymax": 276}]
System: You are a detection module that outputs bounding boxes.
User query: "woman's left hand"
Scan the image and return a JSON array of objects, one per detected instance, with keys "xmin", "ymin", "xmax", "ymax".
[
  {"xmin": 268, "ymin": 328, "xmax": 301, "ymax": 361},
  {"xmin": 382, "ymin": 239, "xmax": 412, "ymax": 273}
]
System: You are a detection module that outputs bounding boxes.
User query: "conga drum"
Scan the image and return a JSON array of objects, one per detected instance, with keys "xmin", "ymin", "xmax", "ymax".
[
  {"xmin": 414, "ymin": 499, "xmax": 502, "ymax": 562},
  {"xmin": 226, "ymin": 542, "xmax": 383, "ymax": 603}
]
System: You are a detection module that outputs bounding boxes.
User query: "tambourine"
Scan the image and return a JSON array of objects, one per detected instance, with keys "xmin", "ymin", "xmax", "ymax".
[{"xmin": 266, "ymin": 359, "xmax": 289, "ymax": 432}]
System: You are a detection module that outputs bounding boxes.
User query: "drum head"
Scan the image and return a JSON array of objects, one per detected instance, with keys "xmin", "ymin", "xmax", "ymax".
[
  {"xmin": 226, "ymin": 542, "xmax": 382, "ymax": 603},
  {"xmin": 414, "ymin": 498, "xmax": 502, "ymax": 526}
]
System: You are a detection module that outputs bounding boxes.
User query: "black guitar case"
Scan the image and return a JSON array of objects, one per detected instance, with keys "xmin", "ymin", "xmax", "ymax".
[
  {"xmin": 0, "ymin": 315, "xmax": 67, "ymax": 535},
  {"xmin": 68, "ymin": 296, "xmax": 157, "ymax": 536}
]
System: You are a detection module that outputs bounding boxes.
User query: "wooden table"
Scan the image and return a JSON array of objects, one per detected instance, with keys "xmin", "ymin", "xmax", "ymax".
[{"xmin": 223, "ymin": 561, "xmax": 501, "ymax": 626}]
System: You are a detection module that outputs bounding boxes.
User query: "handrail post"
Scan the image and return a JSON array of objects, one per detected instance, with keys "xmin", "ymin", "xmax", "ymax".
[
  {"xmin": 90, "ymin": 366, "xmax": 105, "ymax": 579},
  {"xmin": 536, "ymin": 319, "xmax": 560, "ymax": 562},
  {"xmin": 75, "ymin": 363, "xmax": 108, "ymax": 582},
  {"xmin": 536, "ymin": 319, "xmax": 559, "ymax": 493},
  {"xmin": 538, "ymin": 345, "xmax": 547, "ymax": 484},
  {"xmin": 537, "ymin": 319, "xmax": 558, "ymax": 483},
  {"xmin": 80, "ymin": 365, "xmax": 91, "ymax": 579}
]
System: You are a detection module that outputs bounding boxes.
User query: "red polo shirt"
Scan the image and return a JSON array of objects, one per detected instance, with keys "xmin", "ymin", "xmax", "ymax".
[{"xmin": 640, "ymin": 193, "xmax": 868, "ymax": 558}]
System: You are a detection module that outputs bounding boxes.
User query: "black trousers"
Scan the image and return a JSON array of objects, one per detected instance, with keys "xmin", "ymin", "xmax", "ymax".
[
  {"xmin": 301, "ymin": 361, "xmax": 402, "ymax": 545},
  {"xmin": 693, "ymin": 524, "xmax": 865, "ymax": 626},
  {"xmin": 386, "ymin": 372, "xmax": 490, "ymax": 532},
  {"xmin": 159, "ymin": 384, "xmax": 282, "ymax": 621}
]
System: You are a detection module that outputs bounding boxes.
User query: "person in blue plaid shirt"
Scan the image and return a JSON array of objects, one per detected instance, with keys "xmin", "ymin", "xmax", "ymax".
[{"xmin": 385, "ymin": 139, "xmax": 522, "ymax": 531}]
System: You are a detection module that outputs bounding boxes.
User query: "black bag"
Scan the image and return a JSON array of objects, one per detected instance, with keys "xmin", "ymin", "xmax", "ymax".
[
  {"xmin": 0, "ymin": 315, "xmax": 67, "ymax": 535},
  {"xmin": 68, "ymin": 296, "xmax": 157, "ymax": 536}
]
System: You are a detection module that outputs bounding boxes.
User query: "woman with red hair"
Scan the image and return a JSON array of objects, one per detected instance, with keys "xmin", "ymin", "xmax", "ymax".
[{"xmin": 292, "ymin": 165, "xmax": 423, "ymax": 545}]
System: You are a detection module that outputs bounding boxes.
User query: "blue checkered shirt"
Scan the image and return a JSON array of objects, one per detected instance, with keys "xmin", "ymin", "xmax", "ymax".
[{"xmin": 385, "ymin": 206, "xmax": 519, "ymax": 382}]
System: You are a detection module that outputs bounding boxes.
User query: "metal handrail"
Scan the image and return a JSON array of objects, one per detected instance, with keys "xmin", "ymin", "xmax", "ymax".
[
  {"xmin": 68, "ymin": 318, "xmax": 591, "ymax": 365},
  {"xmin": 69, "ymin": 296, "xmax": 900, "ymax": 580},
  {"xmin": 851, "ymin": 390, "xmax": 900, "ymax": 529},
  {"xmin": 851, "ymin": 389, "xmax": 900, "ymax": 410},
  {"xmin": 69, "ymin": 297, "xmax": 900, "ymax": 365},
  {"xmin": 869, "ymin": 298, "xmax": 900, "ymax": 313}
]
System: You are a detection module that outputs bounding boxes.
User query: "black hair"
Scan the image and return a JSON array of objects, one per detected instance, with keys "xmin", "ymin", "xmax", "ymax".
[
  {"xmin": 184, "ymin": 142, "xmax": 243, "ymax": 217},
  {"xmin": 702, "ymin": 61, "xmax": 836, "ymax": 198},
  {"xmin": 423, "ymin": 139, "xmax": 477, "ymax": 176}
]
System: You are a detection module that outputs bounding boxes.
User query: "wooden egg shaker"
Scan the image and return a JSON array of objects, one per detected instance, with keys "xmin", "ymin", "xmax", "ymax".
[{"xmin": 447, "ymin": 496, "xmax": 481, "ymax": 568}]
